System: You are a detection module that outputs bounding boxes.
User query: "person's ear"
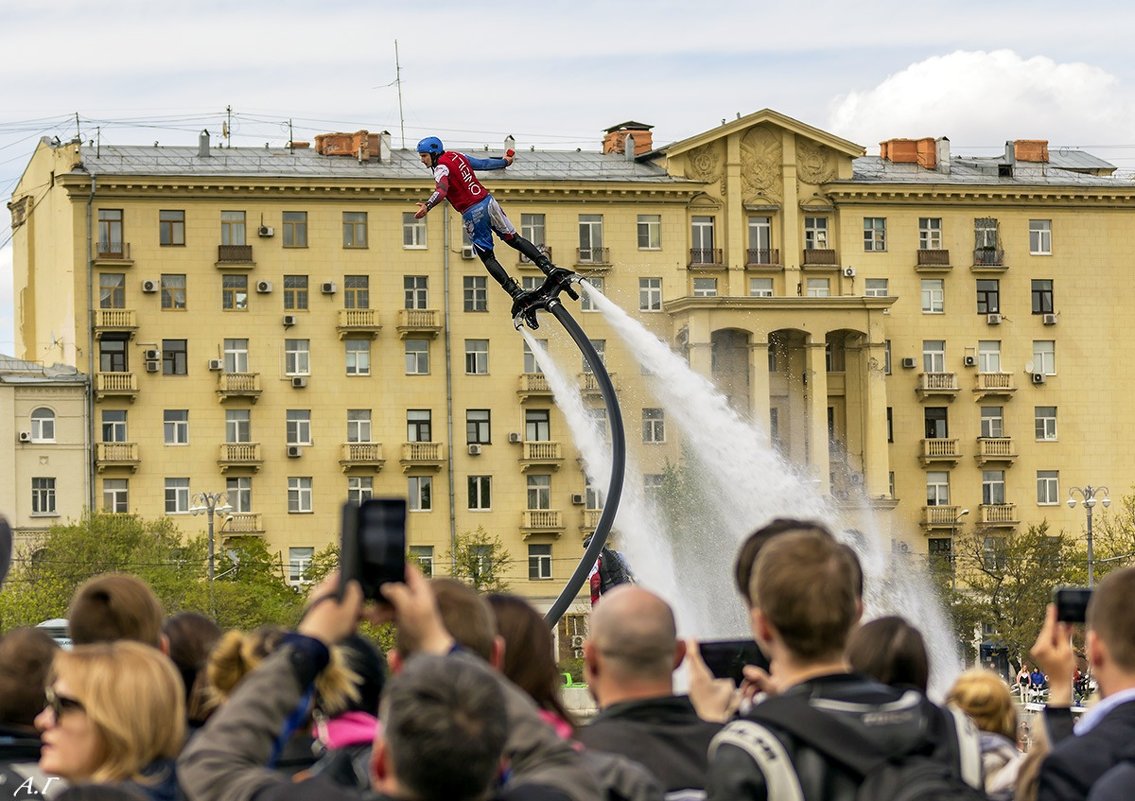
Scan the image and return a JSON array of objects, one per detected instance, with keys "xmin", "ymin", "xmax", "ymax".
[
  {"xmin": 159, "ymin": 633, "xmax": 171, "ymax": 657},
  {"xmin": 387, "ymin": 650, "xmax": 404, "ymax": 676},
  {"xmin": 370, "ymin": 736, "xmax": 390, "ymax": 787},
  {"xmin": 1087, "ymin": 630, "xmax": 1106, "ymax": 671},
  {"xmin": 583, "ymin": 640, "xmax": 599, "ymax": 680},
  {"xmin": 751, "ymin": 607, "xmax": 775, "ymax": 650},
  {"xmin": 491, "ymin": 635, "xmax": 505, "ymax": 672},
  {"xmin": 673, "ymin": 639, "xmax": 687, "ymax": 670}
]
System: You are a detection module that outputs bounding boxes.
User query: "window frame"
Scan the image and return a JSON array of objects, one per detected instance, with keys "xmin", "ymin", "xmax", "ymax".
[
  {"xmin": 404, "ymin": 339, "xmax": 430, "ymax": 375},
  {"xmin": 282, "ymin": 211, "xmax": 308, "ymax": 248},
  {"xmin": 637, "ymin": 214, "xmax": 662, "ymax": 250},
  {"xmin": 345, "ymin": 338, "xmax": 371, "ymax": 376},
  {"xmin": 639, "ymin": 277, "xmax": 662, "ymax": 311},
  {"xmin": 164, "ymin": 410, "xmax": 189, "ymax": 445},
  {"xmin": 343, "ymin": 211, "xmax": 368, "ymax": 249},
  {"xmin": 465, "ymin": 339, "xmax": 489, "ymax": 375},
  {"xmin": 1029, "ymin": 219, "xmax": 1052, "ymax": 255},
  {"xmin": 468, "ymin": 475, "xmax": 492, "ymax": 511},
  {"xmin": 160, "ymin": 274, "xmax": 187, "ymax": 310},
  {"xmin": 159, "ymin": 210, "xmax": 185, "ymax": 247},
  {"xmin": 31, "ymin": 477, "xmax": 57, "ymax": 516},
  {"xmin": 528, "ymin": 544, "xmax": 553, "ymax": 580},
  {"xmin": 467, "ymin": 409, "xmax": 491, "ymax": 445},
  {"xmin": 863, "ymin": 217, "xmax": 887, "ymax": 251},
  {"xmin": 284, "ymin": 339, "xmax": 311, "ymax": 376},
  {"xmin": 164, "ymin": 477, "xmax": 191, "ymax": 514},
  {"xmin": 288, "ymin": 477, "xmax": 314, "ymax": 513},
  {"xmin": 286, "ymin": 409, "xmax": 312, "ymax": 446}
]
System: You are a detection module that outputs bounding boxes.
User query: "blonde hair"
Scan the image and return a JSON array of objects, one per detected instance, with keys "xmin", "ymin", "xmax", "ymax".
[
  {"xmin": 50, "ymin": 642, "xmax": 185, "ymax": 782},
  {"xmin": 946, "ymin": 668, "xmax": 1018, "ymax": 741}
]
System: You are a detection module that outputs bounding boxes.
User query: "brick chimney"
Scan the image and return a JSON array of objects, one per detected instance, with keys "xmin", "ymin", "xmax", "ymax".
[
  {"xmin": 315, "ymin": 130, "xmax": 381, "ymax": 161},
  {"xmin": 1013, "ymin": 140, "xmax": 1049, "ymax": 163},
  {"xmin": 879, "ymin": 137, "xmax": 937, "ymax": 169},
  {"xmin": 603, "ymin": 121, "xmax": 653, "ymax": 156}
]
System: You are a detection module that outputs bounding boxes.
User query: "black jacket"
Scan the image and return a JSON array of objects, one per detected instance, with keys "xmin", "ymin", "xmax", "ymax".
[
  {"xmin": 1039, "ymin": 699, "xmax": 1135, "ymax": 801},
  {"xmin": 706, "ymin": 673, "xmax": 981, "ymax": 801},
  {"xmin": 575, "ymin": 695, "xmax": 721, "ymax": 794}
]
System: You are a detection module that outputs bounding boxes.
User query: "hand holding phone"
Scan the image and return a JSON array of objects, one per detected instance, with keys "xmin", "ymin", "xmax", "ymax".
[
  {"xmin": 1054, "ymin": 587, "xmax": 1092, "ymax": 623},
  {"xmin": 697, "ymin": 639, "xmax": 770, "ymax": 686},
  {"xmin": 340, "ymin": 499, "xmax": 407, "ymax": 601}
]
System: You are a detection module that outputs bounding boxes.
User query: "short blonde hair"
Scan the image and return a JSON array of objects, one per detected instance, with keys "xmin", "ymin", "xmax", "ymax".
[
  {"xmin": 946, "ymin": 668, "xmax": 1017, "ymax": 741},
  {"xmin": 50, "ymin": 642, "xmax": 185, "ymax": 782}
]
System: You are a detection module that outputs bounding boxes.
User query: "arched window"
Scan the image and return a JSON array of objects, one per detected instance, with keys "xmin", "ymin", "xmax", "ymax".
[{"xmin": 30, "ymin": 408, "xmax": 55, "ymax": 442}]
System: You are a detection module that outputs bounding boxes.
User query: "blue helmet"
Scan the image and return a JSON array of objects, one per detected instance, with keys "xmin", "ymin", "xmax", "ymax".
[{"xmin": 416, "ymin": 136, "xmax": 444, "ymax": 155}]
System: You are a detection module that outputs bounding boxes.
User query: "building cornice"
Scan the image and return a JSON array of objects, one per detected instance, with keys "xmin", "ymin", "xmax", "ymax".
[
  {"xmin": 824, "ymin": 182, "xmax": 1135, "ymax": 206},
  {"xmin": 665, "ymin": 296, "xmax": 896, "ymax": 314}
]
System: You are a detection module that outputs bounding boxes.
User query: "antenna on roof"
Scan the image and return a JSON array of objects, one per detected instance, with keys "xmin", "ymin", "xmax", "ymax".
[{"xmin": 394, "ymin": 40, "xmax": 406, "ymax": 149}]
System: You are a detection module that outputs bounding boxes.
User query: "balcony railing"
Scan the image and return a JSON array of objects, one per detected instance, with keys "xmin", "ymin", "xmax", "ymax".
[
  {"xmin": 974, "ymin": 372, "xmax": 1016, "ymax": 396},
  {"xmin": 95, "ymin": 442, "xmax": 139, "ymax": 471},
  {"xmin": 688, "ymin": 248, "xmax": 724, "ymax": 267},
  {"xmin": 521, "ymin": 441, "xmax": 564, "ymax": 464},
  {"xmin": 802, "ymin": 248, "xmax": 839, "ymax": 266},
  {"xmin": 339, "ymin": 442, "xmax": 385, "ymax": 472},
  {"xmin": 576, "ymin": 247, "xmax": 610, "ymax": 266},
  {"xmin": 518, "ymin": 372, "xmax": 552, "ymax": 402},
  {"xmin": 582, "ymin": 509, "xmax": 603, "ymax": 530},
  {"xmin": 579, "ymin": 371, "xmax": 617, "ymax": 396},
  {"xmin": 337, "ymin": 308, "xmax": 382, "ymax": 338},
  {"xmin": 218, "ymin": 442, "xmax": 263, "ymax": 472},
  {"xmin": 976, "ymin": 437, "xmax": 1017, "ymax": 464},
  {"xmin": 396, "ymin": 309, "xmax": 442, "ymax": 338},
  {"xmin": 223, "ymin": 513, "xmax": 264, "ymax": 535},
  {"xmin": 522, "ymin": 510, "xmax": 564, "ymax": 531},
  {"xmin": 916, "ymin": 249, "xmax": 951, "ymax": 268},
  {"xmin": 973, "ymin": 248, "xmax": 1006, "ymax": 268},
  {"xmin": 95, "ymin": 372, "xmax": 138, "ymax": 401},
  {"xmin": 400, "ymin": 441, "xmax": 444, "ymax": 471},
  {"xmin": 217, "ymin": 372, "xmax": 262, "ymax": 402},
  {"xmin": 94, "ymin": 309, "xmax": 137, "ymax": 333},
  {"xmin": 919, "ymin": 438, "xmax": 960, "ymax": 465},
  {"xmin": 745, "ymin": 248, "xmax": 781, "ymax": 268},
  {"xmin": 519, "ymin": 244, "xmax": 552, "ymax": 266},
  {"xmin": 921, "ymin": 505, "xmax": 965, "ymax": 529},
  {"xmin": 217, "ymin": 244, "xmax": 254, "ymax": 264},
  {"xmin": 980, "ymin": 503, "xmax": 1019, "ymax": 527},
  {"xmin": 96, "ymin": 243, "xmax": 132, "ymax": 262},
  {"xmin": 916, "ymin": 372, "xmax": 959, "ymax": 399}
]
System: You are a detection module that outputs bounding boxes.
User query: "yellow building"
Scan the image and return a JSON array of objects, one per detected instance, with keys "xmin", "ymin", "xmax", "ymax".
[{"xmin": 8, "ymin": 110, "xmax": 1133, "ymax": 615}]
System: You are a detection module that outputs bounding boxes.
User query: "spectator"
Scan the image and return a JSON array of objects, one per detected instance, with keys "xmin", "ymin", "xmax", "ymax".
[
  {"xmin": 576, "ymin": 585, "xmax": 720, "ymax": 798},
  {"xmin": 68, "ymin": 574, "xmax": 164, "ymax": 650},
  {"xmin": 846, "ymin": 616, "xmax": 930, "ymax": 693},
  {"xmin": 947, "ymin": 669, "xmax": 1023, "ymax": 800},
  {"xmin": 1017, "ymin": 665, "xmax": 1032, "ymax": 696},
  {"xmin": 1031, "ymin": 566, "xmax": 1135, "ymax": 800},
  {"xmin": 35, "ymin": 641, "xmax": 184, "ymax": 801},
  {"xmin": 162, "ymin": 613, "xmax": 222, "ymax": 731},
  {"xmin": 0, "ymin": 627, "xmax": 59, "ymax": 793},
  {"xmin": 706, "ymin": 527, "xmax": 982, "ymax": 800}
]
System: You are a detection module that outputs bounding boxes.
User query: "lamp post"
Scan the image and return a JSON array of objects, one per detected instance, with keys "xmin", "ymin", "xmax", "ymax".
[
  {"xmin": 1068, "ymin": 486, "xmax": 1110, "ymax": 588},
  {"xmin": 189, "ymin": 491, "xmax": 232, "ymax": 619},
  {"xmin": 951, "ymin": 508, "xmax": 969, "ymax": 589}
]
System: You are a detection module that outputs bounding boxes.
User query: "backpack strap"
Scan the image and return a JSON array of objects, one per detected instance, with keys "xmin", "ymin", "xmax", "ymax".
[
  {"xmin": 709, "ymin": 719, "xmax": 805, "ymax": 801},
  {"xmin": 944, "ymin": 704, "xmax": 984, "ymax": 790}
]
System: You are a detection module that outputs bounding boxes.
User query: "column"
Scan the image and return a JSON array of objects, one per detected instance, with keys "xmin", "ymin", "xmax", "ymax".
[
  {"xmin": 804, "ymin": 338, "xmax": 830, "ymax": 492},
  {"xmin": 749, "ymin": 337, "xmax": 771, "ymax": 446},
  {"xmin": 860, "ymin": 340, "xmax": 891, "ymax": 499}
]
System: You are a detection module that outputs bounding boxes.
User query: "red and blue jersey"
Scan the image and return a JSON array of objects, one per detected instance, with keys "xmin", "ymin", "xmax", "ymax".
[{"xmin": 428, "ymin": 151, "xmax": 508, "ymax": 213}]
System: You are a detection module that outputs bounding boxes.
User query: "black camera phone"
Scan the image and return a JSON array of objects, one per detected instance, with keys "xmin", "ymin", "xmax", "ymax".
[
  {"xmin": 697, "ymin": 639, "xmax": 770, "ymax": 685},
  {"xmin": 1054, "ymin": 587, "xmax": 1092, "ymax": 623},
  {"xmin": 340, "ymin": 498, "xmax": 407, "ymax": 601}
]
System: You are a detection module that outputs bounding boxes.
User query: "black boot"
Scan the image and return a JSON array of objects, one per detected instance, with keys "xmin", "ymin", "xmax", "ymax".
[
  {"xmin": 503, "ymin": 279, "xmax": 539, "ymax": 330},
  {"xmin": 537, "ymin": 259, "xmax": 579, "ymax": 301}
]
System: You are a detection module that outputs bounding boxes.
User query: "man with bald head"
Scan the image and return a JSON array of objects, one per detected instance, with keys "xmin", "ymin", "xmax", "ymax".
[{"xmin": 577, "ymin": 585, "xmax": 721, "ymax": 798}]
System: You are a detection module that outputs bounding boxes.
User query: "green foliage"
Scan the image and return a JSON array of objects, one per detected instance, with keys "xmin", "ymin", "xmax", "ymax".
[
  {"xmin": 557, "ymin": 655, "xmax": 586, "ymax": 684},
  {"xmin": 1085, "ymin": 489, "xmax": 1135, "ymax": 579},
  {"xmin": 447, "ymin": 527, "xmax": 510, "ymax": 592}
]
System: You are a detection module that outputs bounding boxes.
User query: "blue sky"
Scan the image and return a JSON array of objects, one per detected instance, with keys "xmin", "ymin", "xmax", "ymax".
[{"xmin": 5, "ymin": 0, "xmax": 1135, "ymax": 356}]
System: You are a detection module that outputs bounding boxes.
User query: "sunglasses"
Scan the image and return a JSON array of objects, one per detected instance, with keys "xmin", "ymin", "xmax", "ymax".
[{"xmin": 44, "ymin": 686, "xmax": 85, "ymax": 720}]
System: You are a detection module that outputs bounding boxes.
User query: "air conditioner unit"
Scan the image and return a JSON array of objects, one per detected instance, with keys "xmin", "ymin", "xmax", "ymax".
[
  {"xmin": 900, "ymin": 357, "xmax": 917, "ymax": 370},
  {"xmin": 256, "ymin": 280, "xmax": 273, "ymax": 294},
  {"xmin": 144, "ymin": 360, "xmax": 160, "ymax": 373},
  {"xmin": 282, "ymin": 314, "xmax": 297, "ymax": 327},
  {"xmin": 843, "ymin": 266, "xmax": 856, "ymax": 278},
  {"xmin": 286, "ymin": 445, "xmax": 302, "ymax": 458},
  {"xmin": 570, "ymin": 493, "xmax": 585, "ymax": 506},
  {"xmin": 141, "ymin": 279, "xmax": 158, "ymax": 293},
  {"xmin": 321, "ymin": 281, "xmax": 337, "ymax": 295},
  {"xmin": 1031, "ymin": 372, "xmax": 1047, "ymax": 385},
  {"xmin": 143, "ymin": 348, "xmax": 161, "ymax": 361},
  {"xmin": 1042, "ymin": 313, "xmax": 1058, "ymax": 326},
  {"xmin": 986, "ymin": 313, "xmax": 1002, "ymax": 325},
  {"xmin": 507, "ymin": 432, "xmax": 522, "ymax": 444},
  {"xmin": 291, "ymin": 376, "xmax": 308, "ymax": 389},
  {"xmin": 18, "ymin": 432, "xmax": 31, "ymax": 443},
  {"xmin": 208, "ymin": 359, "xmax": 224, "ymax": 371},
  {"xmin": 257, "ymin": 225, "xmax": 275, "ymax": 238},
  {"xmin": 963, "ymin": 355, "xmax": 977, "ymax": 368},
  {"xmin": 461, "ymin": 245, "xmax": 476, "ymax": 260},
  {"xmin": 467, "ymin": 444, "xmax": 482, "ymax": 456},
  {"xmin": 570, "ymin": 635, "xmax": 585, "ymax": 648}
]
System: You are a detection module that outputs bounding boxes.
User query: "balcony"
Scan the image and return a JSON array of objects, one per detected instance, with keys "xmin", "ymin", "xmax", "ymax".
[
  {"xmin": 216, "ymin": 372, "xmax": 262, "ymax": 403},
  {"xmin": 339, "ymin": 442, "xmax": 385, "ymax": 472},
  {"xmin": 337, "ymin": 308, "xmax": 382, "ymax": 339},
  {"xmin": 222, "ymin": 513, "xmax": 264, "ymax": 536},
  {"xmin": 396, "ymin": 309, "xmax": 442, "ymax": 339},
  {"xmin": 745, "ymin": 249, "xmax": 782, "ymax": 269},
  {"xmin": 216, "ymin": 244, "xmax": 254, "ymax": 266},
  {"xmin": 579, "ymin": 371, "xmax": 617, "ymax": 398},
  {"xmin": 919, "ymin": 438, "xmax": 960, "ymax": 466},
  {"xmin": 520, "ymin": 440, "xmax": 564, "ymax": 471},
  {"xmin": 802, "ymin": 248, "xmax": 838, "ymax": 267},
  {"xmin": 95, "ymin": 372, "xmax": 138, "ymax": 401},
  {"xmin": 581, "ymin": 508, "xmax": 604, "ymax": 533},
  {"xmin": 921, "ymin": 505, "xmax": 965, "ymax": 530},
  {"xmin": 218, "ymin": 443, "xmax": 263, "ymax": 472},
  {"xmin": 915, "ymin": 249, "xmax": 951, "ymax": 270},
  {"xmin": 976, "ymin": 437, "xmax": 1018, "ymax": 465},
  {"xmin": 688, "ymin": 248, "xmax": 724, "ymax": 268},
  {"xmin": 400, "ymin": 441, "xmax": 444, "ymax": 472},
  {"xmin": 980, "ymin": 503, "xmax": 1019, "ymax": 528},
  {"xmin": 519, "ymin": 244, "xmax": 553, "ymax": 267},
  {"xmin": 575, "ymin": 247, "xmax": 611, "ymax": 269},
  {"xmin": 518, "ymin": 372, "xmax": 553, "ymax": 402},
  {"xmin": 916, "ymin": 372, "xmax": 959, "ymax": 400},
  {"xmin": 521, "ymin": 509, "xmax": 564, "ymax": 536},
  {"xmin": 93, "ymin": 309, "xmax": 137, "ymax": 338},
  {"xmin": 973, "ymin": 372, "xmax": 1017, "ymax": 398},
  {"xmin": 94, "ymin": 243, "xmax": 133, "ymax": 266},
  {"xmin": 972, "ymin": 248, "xmax": 1006, "ymax": 270},
  {"xmin": 95, "ymin": 442, "xmax": 139, "ymax": 471}
]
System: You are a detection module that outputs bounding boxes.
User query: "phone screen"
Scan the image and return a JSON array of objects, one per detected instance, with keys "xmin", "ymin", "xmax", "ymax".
[
  {"xmin": 340, "ymin": 499, "xmax": 407, "ymax": 600},
  {"xmin": 1054, "ymin": 587, "xmax": 1092, "ymax": 623},
  {"xmin": 697, "ymin": 639, "xmax": 769, "ymax": 685}
]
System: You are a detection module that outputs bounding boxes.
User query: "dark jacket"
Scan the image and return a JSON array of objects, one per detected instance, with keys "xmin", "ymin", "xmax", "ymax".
[
  {"xmin": 1087, "ymin": 761, "xmax": 1135, "ymax": 801},
  {"xmin": 0, "ymin": 726, "xmax": 59, "ymax": 798},
  {"xmin": 121, "ymin": 759, "xmax": 181, "ymax": 801},
  {"xmin": 705, "ymin": 673, "xmax": 982, "ymax": 801},
  {"xmin": 1039, "ymin": 699, "xmax": 1135, "ymax": 801},
  {"xmin": 576, "ymin": 696, "xmax": 720, "ymax": 795}
]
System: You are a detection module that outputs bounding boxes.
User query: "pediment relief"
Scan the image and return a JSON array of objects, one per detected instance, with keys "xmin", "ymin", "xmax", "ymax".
[
  {"xmin": 796, "ymin": 137, "xmax": 838, "ymax": 185},
  {"xmin": 684, "ymin": 142, "xmax": 723, "ymax": 182},
  {"xmin": 741, "ymin": 126, "xmax": 783, "ymax": 203}
]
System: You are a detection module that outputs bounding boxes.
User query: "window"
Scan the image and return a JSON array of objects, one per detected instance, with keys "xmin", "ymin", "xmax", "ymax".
[
  {"xmin": 887, "ymin": 407, "xmax": 893, "ymax": 442},
  {"xmin": 922, "ymin": 340, "xmax": 945, "ymax": 373},
  {"xmin": 527, "ymin": 474, "xmax": 551, "ymax": 509},
  {"xmin": 344, "ymin": 275, "xmax": 370, "ymax": 309},
  {"xmin": 464, "ymin": 276, "xmax": 488, "ymax": 312},
  {"xmin": 585, "ymin": 479, "xmax": 605, "ymax": 511},
  {"xmin": 465, "ymin": 339, "xmax": 489, "ymax": 375},
  {"xmin": 749, "ymin": 277, "xmax": 773, "ymax": 297},
  {"xmin": 408, "ymin": 476, "xmax": 432, "ymax": 511},
  {"xmin": 285, "ymin": 339, "xmax": 310, "ymax": 376},
  {"xmin": 402, "ymin": 212, "xmax": 427, "ymax": 248},
  {"xmin": 288, "ymin": 477, "xmax": 313, "ymax": 513},
  {"xmin": 644, "ymin": 474, "xmax": 664, "ymax": 500},
  {"xmin": 103, "ymin": 479, "xmax": 128, "ymax": 513},
  {"xmin": 282, "ymin": 211, "xmax": 308, "ymax": 248},
  {"xmin": 928, "ymin": 538, "xmax": 953, "ymax": 572},
  {"xmin": 101, "ymin": 410, "xmax": 127, "ymax": 442},
  {"xmin": 99, "ymin": 336, "xmax": 128, "ymax": 372},
  {"xmin": 164, "ymin": 410, "xmax": 188, "ymax": 445},
  {"xmin": 579, "ymin": 215, "xmax": 604, "ymax": 262},
  {"xmin": 521, "ymin": 214, "xmax": 546, "ymax": 247},
  {"xmin": 637, "ymin": 214, "xmax": 661, "ymax": 249},
  {"xmin": 983, "ymin": 470, "xmax": 1006, "ymax": 505},
  {"xmin": 977, "ymin": 341, "xmax": 1001, "ymax": 373},
  {"xmin": 222, "ymin": 274, "xmax": 248, "ymax": 311},
  {"xmin": 980, "ymin": 406, "xmax": 1004, "ymax": 438},
  {"xmin": 692, "ymin": 278, "xmax": 717, "ymax": 297},
  {"xmin": 161, "ymin": 274, "xmax": 186, "ymax": 310},
  {"xmin": 220, "ymin": 211, "xmax": 246, "ymax": 245},
  {"xmin": 1037, "ymin": 471, "xmax": 1060, "ymax": 505},
  {"xmin": 580, "ymin": 277, "xmax": 603, "ymax": 311},
  {"xmin": 468, "ymin": 476, "xmax": 492, "ymax": 510},
  {"xmin": 640, "ymin": 278, "xmax": 662, "ymax": 311},
  {"xmin": 98, "ymin": 209, "xmax": 123, "ymax": 255},
  {"xmin": 99, "ymin": 273, "xmax": 125, "ymax": 309},
  {"xmin": 345, "ymin": 339, "xmax": 371, "ymax": 376},
  {"xmin": 1033, "ymin": 341, "xmax": 1056, "ymax": 375},
  {"xmin": 347, "ymin": 409, "xmax": 372, "ymax": 443},
  {"xmin": 863, "ymin": 217, "xmax": 886, "ymax": 251},
  {"xmin": 522, "ymin": 276, "xmax": 542, "ymax": 293},
  {"xmin": 410, "ymin": 546, "xmax": 434, "ymax": 577},
  {"xmin": 924, "ymin": 407, "xmax": 948, "ymax": 439},
  {"xmin": 748, "ymin": 216, "xmax": 772, "ymax": 261},
  {"xmin": 407, "ymin": 410, "xmax": 432, "ymax": 442},
  {"xmin": 1032, "ymin": 280, "xmax": 1054, "ymax": 314},
  {"xmin": 582, "ymin": 339, "xmax": 606, "ymax": 373},
  {"xmin": 161, "ymin": 339, "xmax": 187, "ymax": 376},
  {"xmin": 223, "ymin": 339, "xmax": 248, "ymax": 373},
  {"xmin": 165, "ymin": 478, "xmax": 190, "ymax": 514},
  {"xmin": 288, "ymin": 547, "xmax": 314, "ymax": 583},
  {"xmin": 643, "ymin": 408, "xmax": 665, "ymax": 443},
  {"xmin": 523, "ymin": 340, "xmax": 546, "ymax": 375},
  {"xmin": 691, "ymin": 216, "xmax": 716, "ymax": 259},
  {"xmin": 405, "ymin": 339, "xmax": 429, "ymax": 374},
  {"xmin": 343, "ymin": 212, "xmax": 368, "ymax": 248},
  {"xmin": 526, "ymin": 409, "xmax": 550, "ymax": 442},
  {"xmin": 590, "ymin": 407, "xmax": 610, "ymax": 442},
  {"xmin": 864, "ymin": 278, "xmax": 888, "ymax": 297},
  {"xmin": 227, "ymin": 477, "xmax": 251, "ymax": 512},
  {"xmin": 976, "ymin": 279, "xmax": 1000, "ymax": 314},
  {"xmin": 528, "ymin": 544, "xmax": 552, "ymax": 580},
  {"xmin": 806, "ymin": 278, "xmax": 830, "ymax": 297},
  {"xmin": 404, "ymin": 276, "xmax": 428, "ymax": 309},
  {"xmin": 919, "ymin": 218, "xmax": 942, "ymax": 249},
  {"xmin": 975, "ymin": 217, "xmax": 998, "ymax": 249},
  {"xmin": 920, "ymin": 279, "xmax": 944, "ymax": 313},
  {"xmin": 226, "ymin": 410, "xmax": 251, "ymax": 443},
  {"xmin": 30, "ymin": 408, "xmax": 55, "ymax": 442},
  {"xmin": 467, "ymin": 409, "xmax": 491, "ymax": 444},
  {"xmin": 1035, "ymin": 407, "xmax": 1058, "ymax": 441},
  {"xmin": 804, "ymin": 217, "xmax": 828, "ymax": 249},
  {"xmin": 286, "ymin": 410, "xmax": 311, "ymax": 446},
  {"xmin": 926, "ymin": 472, "xmax": 950, "ymax": 506},
  {"xmin": 347, "ymin": 476, "xmax": 373, "ymax": 505},
  {"xmin": 1029, "ymin": 219, "xmax": 1052, "ymax": 255},
  {"xmin": 159, "ymin": 210, "xmax": 185, "ymax": 246},
  {"xmin": 31, "ymin": 478, "xmax": 56, "ymax": 515},
  {"xmin": 983, "ymin": 536, "xmax": 1007, "ymax": 570},
  {"xmin": 283, "ymin": 275, "xmax": 309, "ymax": 310}
]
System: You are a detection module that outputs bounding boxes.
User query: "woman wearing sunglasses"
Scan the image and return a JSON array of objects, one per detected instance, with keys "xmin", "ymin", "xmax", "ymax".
[{"xmin": 35, "ymin": 641, "xmax": 185, "ymax": 800}]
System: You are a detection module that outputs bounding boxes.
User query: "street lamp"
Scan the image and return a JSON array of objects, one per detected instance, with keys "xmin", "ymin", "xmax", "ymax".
[
  {"xmin": 189, "ymin": 491, "xmax": 233, "ymax": 619},
  {"xmin": 1068, "ymin": 486, "xmax": 1110, "ymax": 587},
  {"xmin": 951, "ymin": 509, "xmax": 969, "ymax": 588}
]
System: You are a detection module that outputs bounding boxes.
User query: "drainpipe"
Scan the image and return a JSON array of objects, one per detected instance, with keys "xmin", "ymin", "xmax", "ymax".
[
  {"xmin": 85, "ymin": 174, "xmax": 97, "ymax": 513},
  {"xmin": 442, "ymin": 210, "xmax": 457, "ymax": 572}
]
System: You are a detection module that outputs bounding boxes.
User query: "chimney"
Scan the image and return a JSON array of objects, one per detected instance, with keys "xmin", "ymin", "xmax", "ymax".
[
  {"xmin": 504, "ymin": 134, "xmax": 516, "ymax": 153},
  {"xmin": 625, "ymin": 134, "xmax": 635, "ymax": 162},
  {"xmin": 879, "ymin": 137, "xmax": 936, "ymax": 168},
  {"xmin": 1013, "ymin": 140, "xmax": 1049, "ymax": 163},
  {"xmin": 198, "ymin": 129, "xmax": 210, "ymax": 158},
  {"xmin": 381, "ymin": 131, "xmax": 392, "ymax": 157},
  {"xmin": 935, "ymin": 137, "xmax": 950, "ymax": 174},
  {"xmin": 603, "ymin": 121, "xmax": 653, "ymax": 156}
]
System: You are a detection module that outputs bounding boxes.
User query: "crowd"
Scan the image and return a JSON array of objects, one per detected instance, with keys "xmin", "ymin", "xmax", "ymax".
[{"xmin": 0, "ymin": 518, "xmax": 1133, "ymax": 801}]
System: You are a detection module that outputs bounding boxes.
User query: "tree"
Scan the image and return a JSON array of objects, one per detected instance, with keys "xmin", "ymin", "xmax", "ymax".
[
  {"xmin": 447, "ymin": 527, "xmax": 511, "ymax": 592},
  {"xmin": 1084, "ymin": 487, "xmax": 1135, "ymax": 580}
]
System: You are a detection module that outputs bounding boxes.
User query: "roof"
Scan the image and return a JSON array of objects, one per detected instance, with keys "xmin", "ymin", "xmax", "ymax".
[
  {"xmin": 661, "ymin": 109, "xmax": 866, "ymax": 160},
  {"xmin": 0, "ymin": 356, "xmax": 86, "ymax": 384},
  {"xmin": 848, "ymin": 154, "xmax": 1131, "ymax": 187},
  {"xmin": 604, "ymin": 121, "xmax": 654, "ymax": 132}
]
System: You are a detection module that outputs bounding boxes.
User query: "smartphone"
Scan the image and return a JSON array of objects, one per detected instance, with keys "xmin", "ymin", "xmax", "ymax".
[
  {"xmin": 340, "ymin": 499, "xmax": 407, "ymax": 600},
  {"xmin": 697, "ymin": 639, "xmax": 770, "ymax": 685},
  {"xmin": 1054, "ymin": 587, "xmax": 1092, "ymax": 623}
]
